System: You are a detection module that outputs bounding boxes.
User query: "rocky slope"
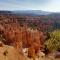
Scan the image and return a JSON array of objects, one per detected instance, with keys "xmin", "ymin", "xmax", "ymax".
[{"xmin": 0, "ymin": 42, "xmax": 25, "ymax": 60}]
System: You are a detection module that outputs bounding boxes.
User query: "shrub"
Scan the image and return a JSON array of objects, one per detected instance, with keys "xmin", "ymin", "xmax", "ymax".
[
  {"xmin": 0, "ymin": 33, "xmax": 5, "ymax": 42},
  {"xmin": 45, "ymin": 30, "xmax": 60, "ymax": 52}
]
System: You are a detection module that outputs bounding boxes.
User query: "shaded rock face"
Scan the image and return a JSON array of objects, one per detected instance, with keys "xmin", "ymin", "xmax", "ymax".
[
  {"xmin": 51, "ymin": 51, "xmax": 60, "ymax": 58},
  {"xmin": 0, "ymin": 42, "xmax": 25, "ymax": 60}
]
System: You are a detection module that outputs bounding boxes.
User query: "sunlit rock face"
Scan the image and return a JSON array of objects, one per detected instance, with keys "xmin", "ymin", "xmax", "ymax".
[
  {"xmin": 0, "ymin": 23, "xmax": 23, "ymax": 54},
  {"xmin": 22, "ymin": 27, "xmax": 45, "ymax": 49},
  {"xmin": 0, "ymin": 21, "xmax": 45, "ymax": 58},
  {"xmin": 20, "ymin": 28, "xmax": 45, "ymax": 58}
]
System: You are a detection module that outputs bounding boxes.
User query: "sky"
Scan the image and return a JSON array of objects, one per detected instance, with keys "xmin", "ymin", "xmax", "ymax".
[{"xmin": 0, "ymin": 0, "xmax": 60, "ymax": 12}]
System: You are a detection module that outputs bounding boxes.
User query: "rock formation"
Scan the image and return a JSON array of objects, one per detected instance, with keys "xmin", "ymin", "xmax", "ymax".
[{"xmin": 0, "ymin": 41, "xmax": 25, "ymax": 60}]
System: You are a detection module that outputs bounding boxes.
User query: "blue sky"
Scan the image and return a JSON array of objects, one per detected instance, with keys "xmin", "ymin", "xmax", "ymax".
[{"xmin": 0, "ymin": 0, "xmax": 60, "ymax": 12}]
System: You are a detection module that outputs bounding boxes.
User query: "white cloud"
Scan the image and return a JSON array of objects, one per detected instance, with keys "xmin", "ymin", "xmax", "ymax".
[{"xmin": 0, "ymin": 0, "xmax": 60, "ymax": 12}]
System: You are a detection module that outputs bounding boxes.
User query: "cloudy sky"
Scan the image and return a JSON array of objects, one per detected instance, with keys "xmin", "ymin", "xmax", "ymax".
[{"xmin": 0, "ymin": 0, "xmax": 60, "ymax": 12}]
